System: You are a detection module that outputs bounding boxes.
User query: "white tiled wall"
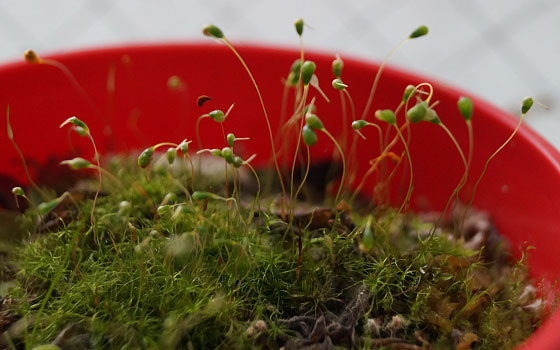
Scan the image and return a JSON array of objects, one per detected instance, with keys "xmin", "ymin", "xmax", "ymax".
[{"xmin": 0, "ymin": 0, "xmax": 557, "ymax": 147}]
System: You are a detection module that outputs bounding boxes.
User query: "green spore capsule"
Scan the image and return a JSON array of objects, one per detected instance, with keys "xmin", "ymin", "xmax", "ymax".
[
  {"xmin": 222, "ymin": 147, "xmax": 234, "ymax": 163},
  {"xmin": 303, "ymin": 104, "xmax": 317, "ymax": 115},
  {"xmin": 302, "ymin": 124, "xmax": 318, "ymax": 146},
  {"xmin": 402, "ymin": 85, "xmax": 416, "ymax": 102},
  {"xmin": 202, "ymin": 24, "xmax": 224, "ymax": 39},
  {"xmin": 209, "ymin": 109, "xmax": 226, "ymax": 122},
  {"xmin": 425, "ymin": 108, "xmax": 441, "ymax": 124},
  {"xmin": 332, "ymin": 78, "xmax": 347, "ymax": 90},
  {"xmin": 352, "ymin": 120, "xmax": 368, "ymax": 130},
  {"xmin": 74, "ymin": 126, "xmax": 88, "ymax": 137},
  {"xmin": 457, "ymin": 96, "xmax": 473, "ymax": 121},
  {"xmin": 157, "ymin": 205, "xmax": 171, "ymax": 216},
  {"xmin": 37, "ymin": 197, "xmax": 62, "ymax": 216},
  {"xmin": 227, "ymin": 133, "xmax": 235, "ymax": 147},
  {"xmin": 522, "ymin": 97, "xmax": 534, "ymax": 114},
  {"xmin": 210, "ymin": 148, "xmax": 223, "ymax": 157},
  {"xmin": 117, "ymin": 200, "xmax": 131, "ymax": 216},
  {"xmin": 233, "ymin": 156, "xmax": 244, "ymax": 168},
  {"xmin": 290, "ymin": 59, "xmax": 302, "ymax": 73},
  {"xmin": 167, "ymin": 147, "xmax": 176, "ymax": 165},
  {"xmin": 192, "ymin": 191, "xmax": 216, "ymax": 201},
  {"xmin": 178, "ymin": 140, "xmax": 189, "ymax": 155},
  {"xmin": 287, "ymin": 72, "xmax": 299, "ymax": 86},
  {"xmin": 301, "ymin": 61, "xmax": 316, "ymax": 86},
  {"xmin": 332, "ymin": 56, "xmax": 343, "ymax": 78},
  {"xmin": 409, "ymin": 25, "xmax": 429, "ymax": 39},
  {"xmin": 406, "ymin": 101, "xmax": 428, "ymax": 123},
  {"xmin": 361, "ymin": 217, "xmax": 374, "ymax": 251},
  {"xmin": 294, "ymin": 18, "xmax": 304, "ymax": 36},
  {"xmin": 375, "ymin": 109, "xmax": 397, "ymax": 125},
  {"xmin": 12, "ymin": 187, "xmax": 25, "ymax": 196},
  {"xmin": 305, "ymin": 113, "xmax": 324, "ymax": 130},
  {"xmin": 138, "ymin": 147, "xmax": 155, "ymax": 168},
  {"xmin": 163, "ymin": 192, "xmax": 178, "ymax": 203},
  {"xmin": 60, "ymin": 116, "xmax": 89, "ymax": 133},
  {"xmin": 60, "ymin": 157, "xmax": 92, "ymax": 170}
]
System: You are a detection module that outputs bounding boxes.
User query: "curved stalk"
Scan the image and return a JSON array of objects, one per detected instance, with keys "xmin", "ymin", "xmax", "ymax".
[
  {"xmin": 222, "ymin": 37, "xmax": 287, "ymax": 216},
  {"xmin": 392, "ymin": 124, "xmax": 413, "ymax": 215},
  {"xmin": 322, "ymin": 129, "xmax": 347, "ymax": 205}
]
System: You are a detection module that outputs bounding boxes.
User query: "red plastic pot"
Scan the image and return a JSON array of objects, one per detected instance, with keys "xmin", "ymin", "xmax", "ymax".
[{"xmin": 1, "ymin": 43, "xmax": 559, "ymax": 348}]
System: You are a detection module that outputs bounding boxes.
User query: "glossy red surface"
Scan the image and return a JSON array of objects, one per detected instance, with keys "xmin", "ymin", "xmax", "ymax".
[{"xmin": 0, "ymin": 43, "xmax": 559, "ymax": 348}]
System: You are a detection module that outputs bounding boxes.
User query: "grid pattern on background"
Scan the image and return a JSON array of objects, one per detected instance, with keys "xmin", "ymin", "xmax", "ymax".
[{"xmin": 0, "ymin": 0, "xmax": 558, "ymax": 146}]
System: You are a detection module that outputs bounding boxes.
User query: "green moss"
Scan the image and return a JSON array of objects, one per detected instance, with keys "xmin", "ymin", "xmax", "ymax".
[{"xmin": 2, "ymin": 156, "xmax": 544, "ymax": 350}]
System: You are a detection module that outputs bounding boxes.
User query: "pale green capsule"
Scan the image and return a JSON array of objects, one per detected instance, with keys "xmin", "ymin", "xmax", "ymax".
[
  {"xmin": 60, "ymin": 157, "xmax": 92, "ymax": 170},
  {"xmin": 178, "ymin": 140, "xmax": 189, "ymax": 155},
  {"xmin": 425, "ymin": 108, "xmax": 441, "ymax": 124},
  {"xmin": 227, "ymin": 133, "xmax": 235, "ymax": 147},
  {"xmin": 209, "ymin": 110, "xmax": 226, "ymax": 123},
  {"xmin": 352, "ymin": 120, "xmax": 368, "ymax": 130},
  {"xmin": 222, "ymin": 147, "xmax": 234, "ymax": 163},
  {"xmin": 167, "ymin": 148, "xmax": 176, "ymax": 165},
  {"xmin": 375, "ymin": 109, "xmax": 396, "ymax": 125},
  {"xmin": 12, "ymin": 187, "xmax": 25, "ymax": 196},
  {"xmin": 210, "ymin": 148, "xmax": 223, "ymax": 157},
  {"xmin": 157, "ymin": 205, "xmax": 171, "ymax": 216},
  {"xmin": 332, "ymin": 78, "xmax": 347, "ymax": 90},
  {"xmin": 37, "ymin": 197, "xmax": 63, "ymax": 216},
  {"xmin": 192, "ymin": 191, "xmax": 215, "ymax": 201},
  {"xmin": 362, "ymin": 218, "xmax": 374, "ymax": 251},
  {"xmin": 402, "ymin": 85, "xmax": 416, "ymax": 102},
  {"xmin": 406, "ymin": 102, "xmax": 428, "ymax": 123},
  {"xmin": 59, "ymin": 116, "xmax": 89, "ymax": 133}
]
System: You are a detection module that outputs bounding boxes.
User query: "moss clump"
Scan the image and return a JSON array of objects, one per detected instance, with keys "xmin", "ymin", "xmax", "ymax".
[{"xmin": 0, "ymin": 156, "xmax": 544, "ymax": 350}]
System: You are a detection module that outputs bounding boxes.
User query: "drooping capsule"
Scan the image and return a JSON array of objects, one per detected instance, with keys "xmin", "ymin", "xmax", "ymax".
[
  {"xmin": 305, "ymin": 114, "xmax": 324, "ymax": 130},
  {"xmin": 402, "ymin": 85, "xmax": 416, "ymax": 103},
  {"xmin": 209, "ymin": 109, "xmax": 226, "ymax": 123},
  {"xmin": 352, "ymin": 120, "xmax": 368, "ymax": 130},
  {"xmin": 375, "ymin": 109, "xmax": 397, "ymax": 125},
  {"xmin": 60, "ymin": 157, "xmax": 92, "ymax": 170},
  {"xmin": 302, "ymin": 125, "xmax": 318, "ymax": 146},
  {"xmin": 521, "ymin": 97, "xmax": 534, "ymax": 114},
  {"xmin": 332, "ymin": 78, "xmax": 347, "ymax": 90},
  {"xmin": 138, "ymin": 147, "xmax": 155, "ymax": 168},
  {"xmin": 406, "ymin": 102, "xmax": 428, "ymax": 123}
]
